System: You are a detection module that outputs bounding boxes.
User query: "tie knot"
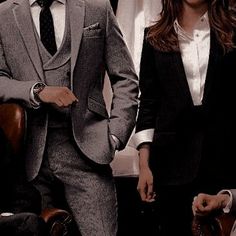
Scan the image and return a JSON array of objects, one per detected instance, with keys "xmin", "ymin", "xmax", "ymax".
[{"xmin": 37, "ymin": 0, "xmax": 54, "ymax": 8}]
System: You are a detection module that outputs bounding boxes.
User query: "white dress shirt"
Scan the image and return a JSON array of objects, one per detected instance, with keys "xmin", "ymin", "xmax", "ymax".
[
  {"xmin": 175, "ymin": 12, "xmax": 210, "ymax": 106},
  {"xmin": 132, "ymin": 12, "xmax": 210, "ymax": 149}
]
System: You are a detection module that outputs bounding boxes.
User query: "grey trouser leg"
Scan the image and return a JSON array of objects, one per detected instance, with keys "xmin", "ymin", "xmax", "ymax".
[{"xmin": 35, "ymin": 128, "xmax": 118, "ymax": 236}]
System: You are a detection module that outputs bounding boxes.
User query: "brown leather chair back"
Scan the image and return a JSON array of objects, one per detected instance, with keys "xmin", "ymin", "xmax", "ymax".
[
  {"xmin": 192, "ymin": 213, "xmax": 236, "ymax": 236},
  {"xmin": 0, "ymin": 102, "xmax": 74, "ymax": 235},
  {"xmin": 0, "ymin": 103, "xmax": 25, "ymax": 155}
]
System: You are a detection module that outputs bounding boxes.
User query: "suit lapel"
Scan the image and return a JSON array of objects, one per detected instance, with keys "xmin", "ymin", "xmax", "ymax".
[
  {"xmin": 12, "ymin": 0, "xmax": 44, "ymax": 81},
  {"xmin": 69, "ymin": 0, "xmax": 85, "ymax": 77},
  {"xmin": 158, "ymin": 32, "xmax": 222, "ymax": 107},
  {"xmin": 172, "ymin": 52, "xmax": 194, "ymax": 106},
  {"xmin": 202, "ymin": 31, "xmax": 223, "ymax": 104}
]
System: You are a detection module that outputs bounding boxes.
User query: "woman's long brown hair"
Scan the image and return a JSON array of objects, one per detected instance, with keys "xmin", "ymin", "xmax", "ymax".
[{"xmin": 147, "ymin": 0, "xmax": 236, "ymax": 53}]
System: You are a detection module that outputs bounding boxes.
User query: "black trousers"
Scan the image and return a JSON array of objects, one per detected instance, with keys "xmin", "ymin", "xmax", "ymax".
[{"xmin": 155, "ymin": 184, "xmax": 195, "ymax": 236}]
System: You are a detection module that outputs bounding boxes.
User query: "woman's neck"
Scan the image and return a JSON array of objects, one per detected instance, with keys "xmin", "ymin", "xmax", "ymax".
[{"xmin": 178, "ymin": 2, "xmax": 208, "ymax": 34}]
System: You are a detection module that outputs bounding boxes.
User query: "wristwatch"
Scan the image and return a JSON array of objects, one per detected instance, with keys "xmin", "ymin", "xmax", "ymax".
[{"xmin": 33, "ymin": 82, "xmax": 46, "ymax": 103}]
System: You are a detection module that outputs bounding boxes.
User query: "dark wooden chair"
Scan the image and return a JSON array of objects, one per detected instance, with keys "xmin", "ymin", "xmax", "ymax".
[
  {"xmin": 0, "ymin": 103, "xmax": 73, "ymax": 236},
  {"xmin": 192, "ymin": 213, "xmax": 236, "ymax": 236}
]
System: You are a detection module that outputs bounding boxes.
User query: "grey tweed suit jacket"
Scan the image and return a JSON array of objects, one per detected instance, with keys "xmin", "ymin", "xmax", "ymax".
[{"xmin": 0, "ymin": 0, "xmax": 139, "ymax": 181}]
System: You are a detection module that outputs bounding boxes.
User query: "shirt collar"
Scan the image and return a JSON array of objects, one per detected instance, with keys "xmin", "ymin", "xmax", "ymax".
[
  {"xmin": 29, "ymin": 0, "xmax": 66, "ymax": 6},
  {"xmin": 174, "ymin": 11, "xmax": 209, "ymax": 40}
]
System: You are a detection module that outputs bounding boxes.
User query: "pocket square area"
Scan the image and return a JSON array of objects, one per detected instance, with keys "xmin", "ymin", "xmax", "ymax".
[{"xmin": 83, "ymin": 22, "xmax": 100, "ymax": 31}]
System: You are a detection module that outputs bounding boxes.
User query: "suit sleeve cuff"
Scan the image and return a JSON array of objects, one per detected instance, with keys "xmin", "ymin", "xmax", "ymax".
[
  {"xmin": 130, "ymin": 129, "xmax": 154, "ymax": 149},
  {"xmin": 218, "ymin": 190, "xmax": 233, "ymax": 213}
]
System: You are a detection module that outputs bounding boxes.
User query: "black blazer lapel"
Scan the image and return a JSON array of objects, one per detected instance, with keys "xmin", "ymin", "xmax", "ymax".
[
  {"xmin": 154, "ymin": 50, "xmax": 194, "ymax": 107},
  {"xmin": 202, "ymin": 31, "xmax": 223, "ymax": 104},
  {"xmin": 172, "ymin": 51, "xmax": 194, "ymax": 106}
]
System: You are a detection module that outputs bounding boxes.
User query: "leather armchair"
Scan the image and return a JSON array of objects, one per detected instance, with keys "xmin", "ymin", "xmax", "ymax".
[
  {"xmin": 192, "ymin": 213, "xmax": 236, "ymax": 236},
  {"xmin": 0, "ymin": 103, "xmax": 73, "ymax": 236}
]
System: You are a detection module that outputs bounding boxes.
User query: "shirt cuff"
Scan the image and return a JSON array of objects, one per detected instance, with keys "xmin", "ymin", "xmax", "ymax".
[
  {"xmin": 130, "ymin": 129, "xmax": 154, "ymax": 149},
  {"xmin": 30, "ymin": 83, "xmax": 42, "ymax": 109},
  {"xmin": 218, "ymin": 190, "xmax": 233, "ymax": 213}
]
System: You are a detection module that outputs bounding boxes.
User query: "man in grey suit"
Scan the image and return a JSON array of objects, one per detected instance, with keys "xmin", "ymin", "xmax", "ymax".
[{"xmin": 0, "ymin": 0, "xmax": 139, "ymax": 235}]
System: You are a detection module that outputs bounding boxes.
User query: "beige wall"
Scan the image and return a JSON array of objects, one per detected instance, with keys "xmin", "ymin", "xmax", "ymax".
[{"xmin": 105, "ymin": 0, "xmax": 162, "ymax": 176}]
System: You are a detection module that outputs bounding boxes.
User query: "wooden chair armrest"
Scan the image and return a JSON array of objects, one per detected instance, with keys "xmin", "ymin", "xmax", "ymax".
[
  {"xmin": 0, "ymin": 103, "xmax": 26, "ymax": 155},
  {"xmin": 215, "ymin": 213, "xmax": 236, "ymax": 236},
  {"xmin": 40, "ymin": 208, "xmax": 73, "ymax": 236},
  {"xmin": 192, "ymin": 213, "xmax": 236, "ymax": 236}
]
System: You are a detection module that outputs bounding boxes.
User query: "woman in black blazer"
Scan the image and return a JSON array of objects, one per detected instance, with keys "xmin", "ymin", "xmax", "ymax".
[{"xmin": 132, "ymin": 0, "xmax": 236, "ymax": 235}]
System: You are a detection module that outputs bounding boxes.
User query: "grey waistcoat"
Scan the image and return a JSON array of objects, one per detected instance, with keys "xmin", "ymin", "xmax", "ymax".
[{"xmin": 35, "ymin": 8, "xmax": 71, "ymax": 128}]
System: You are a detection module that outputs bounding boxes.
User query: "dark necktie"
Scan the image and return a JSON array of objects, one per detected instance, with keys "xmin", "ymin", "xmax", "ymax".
[{"xmin": 37, "ymin": 0, "xmax": 57, "ymax": 55}]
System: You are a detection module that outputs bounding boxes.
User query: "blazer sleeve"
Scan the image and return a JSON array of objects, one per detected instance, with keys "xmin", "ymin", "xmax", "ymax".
[
  {"xmin": 135, "ymin": 28, "xmax": 160, "ymax": 133},
  {"xmin": 104, "ymin": 0, "xmax": 139, "ymax": 150},
  {"xmin": 0, "ymin": 35, "xmax": 36, "ymax": 108}
]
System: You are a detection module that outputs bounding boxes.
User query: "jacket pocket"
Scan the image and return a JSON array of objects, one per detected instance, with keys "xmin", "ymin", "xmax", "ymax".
[
  {"xmin": 83, "ymin": 22, "xmax": 100, "ymax": 31},
  {"xmin": 87, "ymin": 97, "xmax": 108, "ymax": 118},
  {"xmin": 83, "ymin": 24, "xmax": 103, "ymax": 38}
]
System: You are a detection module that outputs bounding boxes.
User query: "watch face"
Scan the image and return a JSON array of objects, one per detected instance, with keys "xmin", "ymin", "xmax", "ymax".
[
  {"xmin": 34, "ymin": 83, "xmax": 45, "ymax": 90},
  {"xmin": 33, "ymin": 83, "xmax": 45, "ymax": 94},
  {"xmin": 33, "ymin": 83, "xmax": 45, "ymax": 102},
  {"xmin": 34, "ymin": 84, "xmax": 40, "ymax": 89}
]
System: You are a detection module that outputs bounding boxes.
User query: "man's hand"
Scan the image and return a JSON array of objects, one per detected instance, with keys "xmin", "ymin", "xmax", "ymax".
[
  {"xmin": 38, "ymin": 86, "xmax": 78, "ymax": 107},
  {"xmin": 192, "ymin": 193, "xmax": 230, "ymax": 216}
]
